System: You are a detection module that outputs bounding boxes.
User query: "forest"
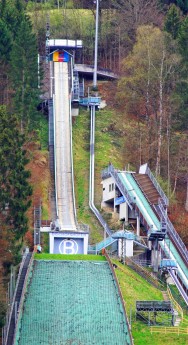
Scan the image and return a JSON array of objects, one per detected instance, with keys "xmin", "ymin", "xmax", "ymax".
[{"xmin": 0, "ymin": 0, "xmax": 188, "ymax": 336}]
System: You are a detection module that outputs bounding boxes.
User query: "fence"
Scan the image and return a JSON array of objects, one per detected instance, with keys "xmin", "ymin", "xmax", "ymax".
[
  {"xmin": 150, "ymin": 326, "xmax": 188, "ymax": 335},
  {"xmin": 167, "ymin": 285, "xmax": 183, "ymax": 320}
]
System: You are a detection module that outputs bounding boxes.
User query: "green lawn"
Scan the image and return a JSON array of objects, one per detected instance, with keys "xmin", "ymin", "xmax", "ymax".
[
  {"xmin": 34, "ymin": 253, "xmax": 106, "ymax": 261},
  {"xmin": 113, "ymin": 260, "xmax": 188, "ymax": 345},
  {"xmin": 72, "ymin": 105, "xmax": 126, "ymax": 243}
]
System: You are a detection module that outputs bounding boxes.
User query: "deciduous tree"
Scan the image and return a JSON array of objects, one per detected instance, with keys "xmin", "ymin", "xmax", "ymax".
[{"xmin": 117, "ymin": 25, "xmax": 181, "ymax": 176}]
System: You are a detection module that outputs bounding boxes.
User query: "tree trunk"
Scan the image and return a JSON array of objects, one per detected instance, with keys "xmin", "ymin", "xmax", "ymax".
[
  {"xmin": 156, "ymin": 50, "xmax": 165, "ymax": 176},
  {"xmin": 185, "ymin": 176, "xmax": 188, "ymax": 212}
]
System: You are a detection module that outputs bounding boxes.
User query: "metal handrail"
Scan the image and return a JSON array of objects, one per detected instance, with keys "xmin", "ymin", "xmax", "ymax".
[
  {"xmin": 146, "ymin": 166, "xmax": 169, "ymax": 206},
  {"xmin": 104, "ymin": 251, "xmax": 134, "ymax": 344},
  {"xmin": 89, "ymin": 105, "xmax": 112, "ymax": 237},
  {"xmin": 3, "ymin": 252, "xmax": 28, "ymax": 345},
  {"xmin": 12, "ymin": 252, "xmax": 34, "ymax": 345},
  {"xmin": 53, "ymin": 93, "xmax": 58, "ymax": 218},
  {"xmin": 157, "ymin": 201, "xmax": 188, "ymax": 266},
  {"xmin": 169, "ymin": 270, "xmax": 188, "ymax": 306},
  {"xmin": 126, "ymin": 257, "xmax": 164, "ymax": 289},
  {"xmin": 69, "ymin": 78, "xmax": 77, "ymax": 225},
  {"xmin": 89, "ymin": 236, "xmax": 117, "ymax": 252},
  {"xmin": 167, "ymin": 285, "xmax": 183, "ymax": 320}
]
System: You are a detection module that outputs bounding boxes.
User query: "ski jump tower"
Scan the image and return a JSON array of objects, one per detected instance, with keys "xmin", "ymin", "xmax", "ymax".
[{"xmin": 46, "ymin": 39, "xmax": 89, "ymax": 254}]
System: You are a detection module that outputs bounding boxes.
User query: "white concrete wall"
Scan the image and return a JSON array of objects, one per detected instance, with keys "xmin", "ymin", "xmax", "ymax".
[
  {"xmin": 118, "ymin": 239, "xmax": 133, "ymax": 257},
  {"xmin": 119, "ymin": 202, "xmax": 129, "ymax": 221},
  {"xmin": 49, "ymin": 232, "xmax": 89, "ymax": 254},
  {"xmin": 101, "ymin": 177, "xmax": 115, "ymax": 202}
]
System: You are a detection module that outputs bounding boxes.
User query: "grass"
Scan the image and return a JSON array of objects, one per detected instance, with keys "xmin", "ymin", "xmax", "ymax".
[
  {"xmin": 72, "ymin": 103, "xmax": 126, "ymax": 243},
  {"xmin": 34, "ymin": 253, "xmax": 106, "ymax": 261},
  {"xmin": 131, "ymin": 322, "xmax": 188, "ymax": 345},
  {"xmin": 39, "ymin": 116, "xmax": 48, "ymax": 151},
  {"xmin": 112, "ymin": 260, "xmax": 188, "ymax": 345}
]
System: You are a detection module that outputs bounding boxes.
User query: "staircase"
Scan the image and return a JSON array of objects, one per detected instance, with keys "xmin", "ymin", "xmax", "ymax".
[
  {"xmin": 162, "ymin": 290, "xmax": 169, "ymax": 301},
  {"xmin": 48, "ymin": 98, "xmax": 56, "ymax": 221},
  {"xmin": 134, "ymin": 174, "xmax": 161, "ymax": 205},
  {"xmin": 34, "ymin": 206, "xmax": 41, "ymax": 245},
  {"xmin": 162, "ymin": 288, "xmax": 183, "ymax": 327},
  {"xmin": 5, "ymin": 253, "xmax": 32, "ymax": 345},
  {"xmin": 88, "ymin": 236, "xmax": 117, "ymax": 253},
  {"xmin": 173, "ymin": 311, "xmax": 181, "ymax": 326}
]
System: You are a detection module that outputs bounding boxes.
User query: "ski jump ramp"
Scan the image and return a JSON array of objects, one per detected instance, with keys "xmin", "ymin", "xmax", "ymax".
[
  {"xmin": 54, "ymin": 62, "xmax": 76, "ymax": 231},
  {"xmin": 49, "ymin": 56, "xmax": 88, "ymax": 255}
]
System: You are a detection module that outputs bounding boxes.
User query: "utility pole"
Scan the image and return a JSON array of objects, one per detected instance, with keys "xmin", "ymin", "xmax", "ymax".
[{"xmin": 93, "ymin": 0, "xmax": 99, "ymax": 89}]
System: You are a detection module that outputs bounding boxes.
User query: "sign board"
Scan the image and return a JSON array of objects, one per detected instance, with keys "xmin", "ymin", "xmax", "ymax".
[
  {"xmin": 52, "ymin": 51, "xmax": 70, "ymax": 62},
  {"xmin": 54, "ymin": 238, "xmax": 84, "ymax": 254},
  {"xmin": 115, "ymin": 196, "xmax": 126, "ymax": 206},
  {"xmin": 49, "ymin": 232, "xmax": 88, "ymax": 254}
]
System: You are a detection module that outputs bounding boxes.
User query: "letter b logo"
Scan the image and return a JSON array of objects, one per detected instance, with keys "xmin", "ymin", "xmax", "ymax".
[{"xmin": 59, "ymin": 239, "xmax": 78, "ymax": 254}]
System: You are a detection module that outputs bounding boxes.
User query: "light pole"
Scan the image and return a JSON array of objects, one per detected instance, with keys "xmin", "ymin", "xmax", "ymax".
[{"xmin": 93, "ymin": 0, "xmax": 99, "ymax": 89}]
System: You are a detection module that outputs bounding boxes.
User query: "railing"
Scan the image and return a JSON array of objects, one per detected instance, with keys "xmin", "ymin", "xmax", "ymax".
[
  {"xmin": 156, "ymin": 201, "xmax": 188, "ymax": 267},
  {"xmin": 53, "ymin": 93, "xmax": 58, "ymax": 218},
  {"xmin": 132, "ymin": 259, "xmax": 151, "ymax": 266},
  {"xmin": 167, "ymin": 285, "xmax": 183, "ymax": 320},
  {"xmin": 150, "ymin": 326, "xmax": 188, "ymax": 334},
  {"xmin": 89, "ymin": 105, "xmax": 112, "ymax": 237},
  {"xmin": 74, "ymin": 64, "xmax": 118, "ymax": 79},
  {"xmin": 169, "ymin": 270, "xmax": 188, "ymax": 306},
  {"xmin": 89, "ymin": 236, "xmax": 117, "ymax": 252},
  {"xmin": 102, "ymin": 164, "xmax": 134, "ymax": 209},
  {"xmin": 77, "ymin": 223, "xmax": 90, "ymax": 233},
  {"xmin": 125, "ymin": 257, "xmax": 165, "ymax": 290},
  {"xmin": 3, "ymin": 252, "xmax": 32, "ymax": 345},
  {"xmin": 12, "ymin": 252, "xmax": 34, "ymax": 345},
  {"xmin": 69, "ymin": 85, "xmax": 77, "ymax": 224},
  {"xmin": 104, "ymin": 251, "xmax": 134, "ymax": 344},
  {"xmin": 146, "ymin": 166, "xmax": 169, "ymax": 206}
]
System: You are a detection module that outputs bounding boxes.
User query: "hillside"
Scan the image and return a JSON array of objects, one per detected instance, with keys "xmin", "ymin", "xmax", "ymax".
[
  {"xmin": 0, "ymin": 0, "xmax": 188, "ymax": 343},
  {"xmin": 73, "ymin": 80, "xmax": 188, "ymax": 246}
]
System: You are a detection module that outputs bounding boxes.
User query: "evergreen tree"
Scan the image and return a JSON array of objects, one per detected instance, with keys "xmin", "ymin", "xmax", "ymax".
[
  {"xmin": 160, "ymin": 1, "xmax": 188, "ymax": 14},
  {"xmin": 0, "ymin": 106, "xmax": 32, "ymax": 240},
  {"xmin": 164, "ymin": 4, "xmax": 182, "ymax": 39},
  {"xmin": 10, "ymin": 17, "xmax": 40, "ymax": 132},
  {"xmin": 0, "ymin": 0, "xmax": 25, "ymax": 39},
  {"xmin": 0, "ymin": 19, "xmax": 12, "ymax": 63},
  {"xmin": 178, "ymin": 15, "xmax": 188, "ymax": 63}
]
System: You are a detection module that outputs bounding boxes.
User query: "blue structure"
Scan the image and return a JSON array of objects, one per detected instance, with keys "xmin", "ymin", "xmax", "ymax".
[{"xmin": 79, "ymin": 96, "xmax": 101, "ymax": 107}]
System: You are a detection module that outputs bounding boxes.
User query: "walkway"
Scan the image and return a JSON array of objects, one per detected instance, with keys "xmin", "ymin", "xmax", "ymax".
[{"xmin": 74, "ymin": 64, "xmax": 118, "ymax": 80}]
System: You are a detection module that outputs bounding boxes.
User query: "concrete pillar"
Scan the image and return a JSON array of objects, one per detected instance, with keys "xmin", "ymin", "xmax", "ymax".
[
  {"xmin": 118, "ymin": 239, "xmax": 133, "ymax": 258},
  {"xmin": 136, "ymin": 215, "xmax": 140, "ymax": 236},
  {"xmin": 151, "ymin": 239, "xmax": 159, "ymax": 273},
  {"xmin": 125, "ymin": 202, "xmax": 129, "ymax": 225},
  {"xmin": 126, "ymin": 239, "xmax": 133, "ymax": 257}
]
